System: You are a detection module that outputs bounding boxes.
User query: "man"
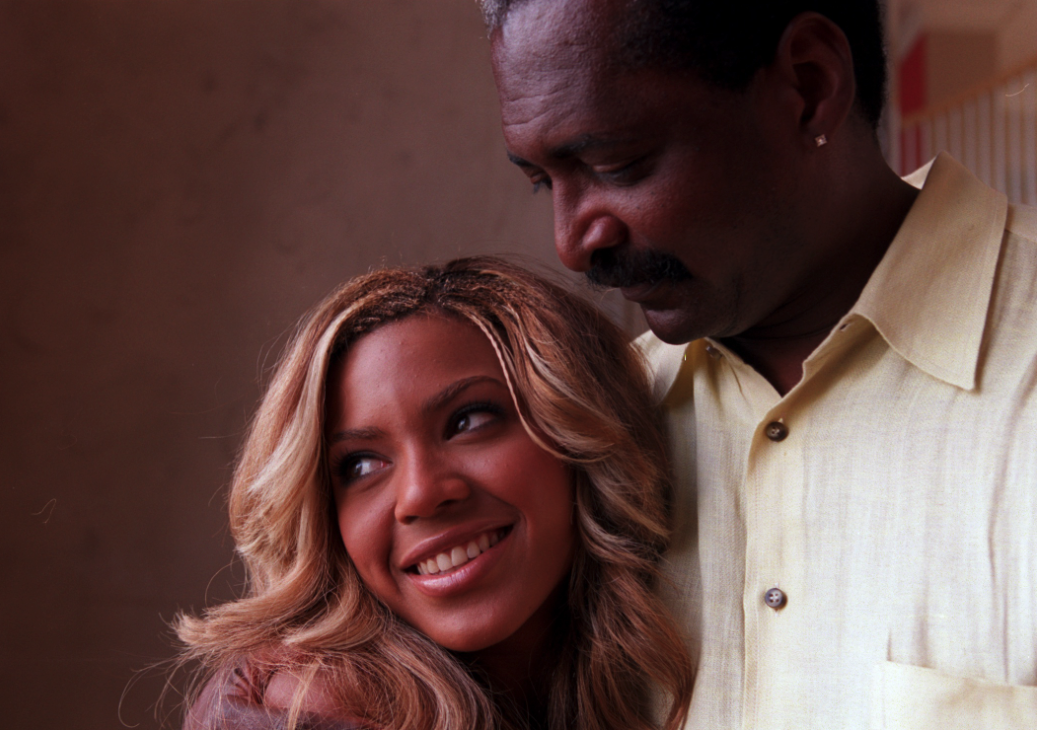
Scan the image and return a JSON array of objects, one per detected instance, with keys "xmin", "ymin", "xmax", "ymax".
[{"xmin": 484, "ymin": 0, "xmax": 1037, "ymax": 727}]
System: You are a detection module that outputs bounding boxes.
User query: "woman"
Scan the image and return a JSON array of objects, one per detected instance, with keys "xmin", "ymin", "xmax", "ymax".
[{"xmin": 177, "ymin": 257, "xmax": 692, "ymax": 730}]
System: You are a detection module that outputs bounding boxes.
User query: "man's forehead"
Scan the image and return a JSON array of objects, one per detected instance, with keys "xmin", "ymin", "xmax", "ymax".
[
  {"xmin": 493, "ymin": 53, "xmax": 636, "ymax": 152},
  {"xmin": 491, "ymin": 0, "xmax": 638, "ymax": 132},
  {"xmin": 491, "ymin": 0, "xmax": 623, "ymax": 74}
]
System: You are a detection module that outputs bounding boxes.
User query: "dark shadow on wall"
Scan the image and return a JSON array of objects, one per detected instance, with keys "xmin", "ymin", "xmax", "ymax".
[{"xmin": 0, "ymin": 1, "xmax": 573, "ymax": 726}]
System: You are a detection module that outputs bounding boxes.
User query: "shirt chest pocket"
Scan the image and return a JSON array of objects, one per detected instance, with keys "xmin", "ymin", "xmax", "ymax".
[{"xmin": 871, "ymin": 662, "xmax": 1037, "ymax": 729}]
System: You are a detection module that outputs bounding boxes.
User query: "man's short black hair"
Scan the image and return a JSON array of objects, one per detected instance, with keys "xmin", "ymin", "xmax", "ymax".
[{"xmin": 482, "ymin": 0, "xmax": 887, "ymax": 130}]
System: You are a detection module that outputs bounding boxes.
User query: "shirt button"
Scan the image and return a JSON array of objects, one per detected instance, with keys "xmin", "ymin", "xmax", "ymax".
[
  {"xmin": 765, "ymin": 421, "xmax": 789, "ymax": 441},
  {"xmin": 705, "ymin": 344, "xmax": 721, "ymax": 359},
  {"xmin": 764, "ymin": 587, "xmax": 787, "ymax": 609}
]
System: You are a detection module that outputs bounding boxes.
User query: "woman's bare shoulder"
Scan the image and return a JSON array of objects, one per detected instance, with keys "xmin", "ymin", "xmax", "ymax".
[{"xmin": 183, "ymin": 658, "xmax": 369, "ymax": 730}]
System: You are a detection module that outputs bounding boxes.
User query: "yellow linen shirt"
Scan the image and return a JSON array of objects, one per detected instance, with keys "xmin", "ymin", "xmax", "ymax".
[{"xmin": 639, "ymin": 153, "xmax": 1037, "ymax": 729}]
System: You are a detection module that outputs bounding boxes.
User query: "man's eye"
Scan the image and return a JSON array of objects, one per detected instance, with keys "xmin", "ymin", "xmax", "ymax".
[
  {"xmin": 595, "ymin": 156, "xmax": 648, "ymax": 185},
  {"xmin": 530, "ymin": 175, "xmax": 552, "ymax": 194}
]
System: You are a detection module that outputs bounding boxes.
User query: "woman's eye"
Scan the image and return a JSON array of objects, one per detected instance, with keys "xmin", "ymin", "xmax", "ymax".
[
  {"xmin": 449, "ymin": 404, "xmax": 503, "ymax": 437},
  {"xmin": 340, "ymin": 455, "xmax": 389, "ymax": 484}
]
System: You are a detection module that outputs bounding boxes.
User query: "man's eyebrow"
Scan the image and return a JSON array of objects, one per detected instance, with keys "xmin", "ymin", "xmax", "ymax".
[
  {"xmin": 422, "ymin": 375, "xmax": 503, "ymax": 416},
  {"xmin": 551, "ymin": 133, "xmax": 618, "ymax": 158},
  {"xmin": 507, "ymin": 151, "xmax": 534, "ymax": 168},
  {"xmin": 507, "ymin": 134, "xmax": 630, "ymax": 168}
]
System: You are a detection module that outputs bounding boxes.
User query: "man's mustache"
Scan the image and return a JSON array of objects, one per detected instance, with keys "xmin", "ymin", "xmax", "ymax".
[{"xmin": 585, "ymin": 247, "xmax": 691, "ymax": 289}]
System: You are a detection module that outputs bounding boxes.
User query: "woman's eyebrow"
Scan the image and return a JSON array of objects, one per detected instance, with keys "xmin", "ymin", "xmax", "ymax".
[
  {"xmin": 328, "ymin": 426, "xmax": 383, "ymax": 445},
  {"xmin": 327, "ymin": 377, "xmax": 504, "ymax": 444},
  {"xmin": 422, "ymin": 375, "xmax": 503, "ymax": 416}
]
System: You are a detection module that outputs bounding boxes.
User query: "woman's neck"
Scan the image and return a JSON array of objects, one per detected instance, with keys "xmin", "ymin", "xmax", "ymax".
[{"xmin": 461, "ymin": 588, "xmax": 567, "ymax": 726}]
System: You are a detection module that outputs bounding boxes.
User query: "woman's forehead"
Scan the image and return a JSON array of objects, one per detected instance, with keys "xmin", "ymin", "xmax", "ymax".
[{"xmin": 325, "ymin": 314, "xmax": 511, "ymax": 425}]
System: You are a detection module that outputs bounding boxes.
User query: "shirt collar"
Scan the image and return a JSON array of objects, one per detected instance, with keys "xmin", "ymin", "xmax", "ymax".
[
  {"xmin": 851, "ymin": 152, "xmax": 1007, "ymax": 391},
  {"xmin": 634, "ymin": 332, "xmax": 690, "ymax": 404},
  {"xmin": 643, "ymin": 153, "xmax": 1007, "ymax": 400}
]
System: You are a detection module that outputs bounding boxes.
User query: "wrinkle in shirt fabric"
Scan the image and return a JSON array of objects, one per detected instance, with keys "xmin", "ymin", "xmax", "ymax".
[{"xmin": 641, "ymin": 154, "xmax": 1037, "ymax": 730}]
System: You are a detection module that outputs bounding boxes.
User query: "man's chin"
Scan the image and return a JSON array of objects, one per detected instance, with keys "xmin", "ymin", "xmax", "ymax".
[{"xmin": 641, "ymin": 306, "xmax": 707, "ymax": 345}]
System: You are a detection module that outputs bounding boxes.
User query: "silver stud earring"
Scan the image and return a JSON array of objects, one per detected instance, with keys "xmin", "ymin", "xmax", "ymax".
[{"xmin": 815, "ymin": 134, "xmax": 828, "ymax": 147}]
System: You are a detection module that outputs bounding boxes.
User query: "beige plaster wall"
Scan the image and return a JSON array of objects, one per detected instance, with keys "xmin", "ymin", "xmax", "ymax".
[{"xmin": 0, "ymin": 1, "xmax": 604, "ymax": 726}]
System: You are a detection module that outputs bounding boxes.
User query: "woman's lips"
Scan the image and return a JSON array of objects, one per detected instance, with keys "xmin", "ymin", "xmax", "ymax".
[
  {"xmin": 406, "ymin": 527, "xmax": 513, "ymax": 597},
  {"xmin": 414, "ymin": 528, "xmax": 505, "ymax": 576}
]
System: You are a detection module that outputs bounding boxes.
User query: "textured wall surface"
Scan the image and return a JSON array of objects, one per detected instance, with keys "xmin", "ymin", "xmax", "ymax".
[{"xmin": 0, "ymin": 2, "xmax": 616, "ymax": 727}]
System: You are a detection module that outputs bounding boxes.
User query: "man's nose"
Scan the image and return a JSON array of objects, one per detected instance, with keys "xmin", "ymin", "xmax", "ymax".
[
  {"xmin": 393, "ymin": 452, "xmax": 471, "ymax": 524},
  {"xmin": 553, "ymin": 190, "xmax": 627, "ymax": 272}
]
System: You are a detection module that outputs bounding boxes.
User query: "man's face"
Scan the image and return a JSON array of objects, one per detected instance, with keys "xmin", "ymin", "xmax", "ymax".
[{"xmin": 491, "ymin": 0, "xmax": 815, "ymax": 344}]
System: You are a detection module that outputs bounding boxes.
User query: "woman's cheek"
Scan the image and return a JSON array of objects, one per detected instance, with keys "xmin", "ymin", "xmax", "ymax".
[{"xmin": 338, "ymin": 492, "xmax": 396, "ymax": 594}]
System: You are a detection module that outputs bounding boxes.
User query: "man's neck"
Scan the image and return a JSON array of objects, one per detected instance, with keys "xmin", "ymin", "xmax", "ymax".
[
  {"xmin": 720, "ymin": 157, "xmax": 920, "ymax": 397},
  {"xmin": 720, "ymin": 325, "xmax": 841, "ymax": 397}
]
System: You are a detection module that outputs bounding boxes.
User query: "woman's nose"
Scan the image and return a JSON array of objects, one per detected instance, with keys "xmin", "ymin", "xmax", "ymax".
[{"xmin": 393, "ymin": 453, "xmax": 471, "ymax": 524}]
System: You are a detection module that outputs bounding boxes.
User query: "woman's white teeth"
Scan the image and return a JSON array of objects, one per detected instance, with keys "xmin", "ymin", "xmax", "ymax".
[{"xmin": 416, "ymin": 530, "xmax": 502, "ymax": 576}]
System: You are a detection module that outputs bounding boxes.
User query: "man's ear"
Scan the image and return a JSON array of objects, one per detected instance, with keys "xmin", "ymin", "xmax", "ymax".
[{"xmin": 770, "ymin": 12, "xmax": 857, "ymax": 146}]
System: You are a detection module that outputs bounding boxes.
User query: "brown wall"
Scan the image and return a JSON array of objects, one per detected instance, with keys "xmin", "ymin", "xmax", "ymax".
[
  {"xmin": 0, "ymin": 1, "xmax": 586, "ymax": 726},
  {"xmin": 999, "ymin": 2, "xmax": 1037, "ymax": 71},
  {"xmin": 926, "ymin": 29, "xmax": 999, "ymax": 107}
]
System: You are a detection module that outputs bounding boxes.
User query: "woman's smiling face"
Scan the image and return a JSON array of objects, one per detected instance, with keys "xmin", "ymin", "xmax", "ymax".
[{"xmin": 325, "ymin": 313, "xmax": 576, "ymax": 654}]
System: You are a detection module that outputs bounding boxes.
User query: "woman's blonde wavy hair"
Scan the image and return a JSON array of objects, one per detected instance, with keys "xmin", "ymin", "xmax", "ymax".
[{"xmin": 176, "ymin": 256, "xmax": 692, "ymax": 730}]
